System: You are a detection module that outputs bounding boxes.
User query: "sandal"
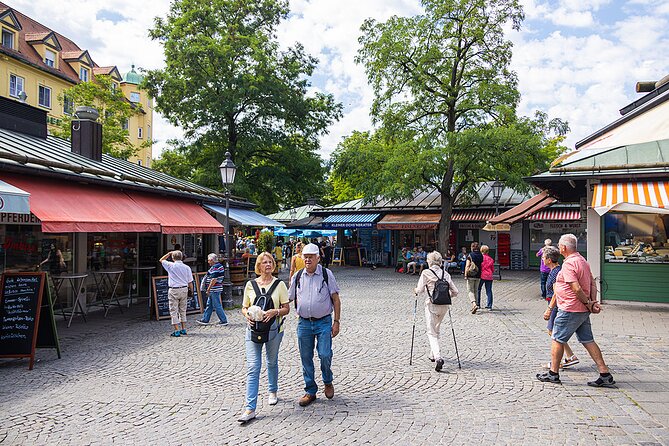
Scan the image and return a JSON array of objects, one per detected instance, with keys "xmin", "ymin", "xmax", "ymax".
[
  {"xmin": 562, "ymin": 355, "xmax": 579, "ymax": 368},
  {"xmin": 170, "ymin": 330, "xmax": 181, "ymax": 337}
]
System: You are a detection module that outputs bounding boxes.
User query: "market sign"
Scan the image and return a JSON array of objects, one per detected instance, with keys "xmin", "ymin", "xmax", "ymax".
[
  {"xmin": 322, "ymin": 222, "xmax": 376, "ymax": 229},
  {"xmin": 529, "ymin": 222, "xmax": 586, "ymax": 232},
  {"xmin": 0, "ymin": 213, "xmax": 41, "ymax": 225}
]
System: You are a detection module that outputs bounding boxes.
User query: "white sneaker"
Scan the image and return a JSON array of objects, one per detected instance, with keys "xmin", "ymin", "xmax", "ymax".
[
  {"xmin": 237, "ymin": 409, "xmax": 256, "ymax": 423},
  {"xmin": 268, "ymin": 392, "xmax": 278, "ymax": 405}
]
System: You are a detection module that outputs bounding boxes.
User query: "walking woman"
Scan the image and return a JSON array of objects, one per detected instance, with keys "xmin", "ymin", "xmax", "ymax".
[
  {"xmin": 289, "ymin": 241, "xmax": 305, "ymax": 283},
  {"xmin": 239, "ymin": 252, "xmax": 290, "ymax": 423},
  {"xmin": 414, "ymin": 252, "xmax": 459, "ymax": 372},
  {"xmin": 477, "ymin": 245, "xmax": 494, "ymax": 310},
  {"xmin": 464, "ymin": 242, "xmax": 483, "ymax": 314}
]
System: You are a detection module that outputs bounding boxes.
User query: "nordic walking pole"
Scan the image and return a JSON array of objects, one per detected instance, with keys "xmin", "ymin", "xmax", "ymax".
[
  {"xmin": 448, "ymin": 307, "xmax": 461, "ymax": 369},
  {"xmin": 409, "ymin": 293, "xmax": 418, "ymax": 365}
]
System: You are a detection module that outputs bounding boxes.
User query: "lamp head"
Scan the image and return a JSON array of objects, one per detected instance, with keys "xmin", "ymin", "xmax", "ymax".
[{"xmin": 219, "ymin": 151, "xmax": 237, "ymax": 186}]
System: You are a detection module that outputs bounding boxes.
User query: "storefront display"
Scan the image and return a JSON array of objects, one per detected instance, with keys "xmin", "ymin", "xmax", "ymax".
[
  {"xmin": 603, "ymin": 213, "xmax": 669, "ymax": 264},
  {"xmin": 1, "ymin": 222, "xmax": 73, "ymax": 274},
  {"xmin": 529, "ymin": 222, "xmax": 587, "ymax": 267}
]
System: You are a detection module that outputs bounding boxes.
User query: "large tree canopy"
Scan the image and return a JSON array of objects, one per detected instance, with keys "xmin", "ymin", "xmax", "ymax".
[
  {"xmin": 344, "ymin": 0, "xmax": 567, "ymax": 252},
  {"xmin": 143, "ymin": 0, "xmax": 342, "ymax": 213}
]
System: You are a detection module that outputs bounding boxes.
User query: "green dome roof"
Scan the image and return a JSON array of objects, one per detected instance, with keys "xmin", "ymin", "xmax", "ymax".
[{"xmin": 122, "ymin": 64, "xmax": 143, "ymax": 85}]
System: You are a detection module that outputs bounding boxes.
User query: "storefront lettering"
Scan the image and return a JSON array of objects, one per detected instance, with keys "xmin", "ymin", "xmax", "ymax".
[
  {"xmin": 0, "ymin": 213, "xmax": 41, "ymax": 225},
  {"xmin": 2, "ymin": 237, "xmax": 39, "ymax": 254}
]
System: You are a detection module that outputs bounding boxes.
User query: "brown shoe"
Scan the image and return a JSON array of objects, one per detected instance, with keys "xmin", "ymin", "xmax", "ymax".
[
  {"xmin": 324, "ymin": 383, "xmax": 334, "ymax": 399},
  {"xmin": 298, "ymin": 393, "xmax": 316, "ymax": 407}
]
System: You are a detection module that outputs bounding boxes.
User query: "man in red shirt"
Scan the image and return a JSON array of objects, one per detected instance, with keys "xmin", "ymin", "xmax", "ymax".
[{"xmin": 536, "ymin": 234, "xmax": 615, "ymax": 387}]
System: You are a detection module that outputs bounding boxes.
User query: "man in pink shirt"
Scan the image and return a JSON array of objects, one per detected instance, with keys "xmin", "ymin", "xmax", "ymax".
[{"xmin": 536, "ymin": 234, "xmax": 615, "ymax": 387}]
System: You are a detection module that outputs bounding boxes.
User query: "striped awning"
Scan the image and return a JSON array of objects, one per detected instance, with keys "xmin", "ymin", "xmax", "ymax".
[
  {"xmin": 376, "ymin": 213, "xmax": 439, "ymax": 230},
  {"xmin": 592, "ymin": 181, "xmax": 669, "ymax": 215},
  {"xmin": 451, "ymin": 209, "xmax": 495, "ymax": 221},
  {"xmin": 321, "ymin": 213, "xmax": 380, "ymax": 228},
  {"xmin": 526, "ymin": 209, "xmax": 581, "ymax": 220}
]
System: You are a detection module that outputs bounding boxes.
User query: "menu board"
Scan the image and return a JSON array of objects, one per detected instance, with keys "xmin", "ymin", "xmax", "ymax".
[
  {"xmin": 151, "ymin": 274, "xmax": 203, "ymax": 321},
  {"xmin": 0, "ymin": 272, "xmax": 60, "ymax": 369}
]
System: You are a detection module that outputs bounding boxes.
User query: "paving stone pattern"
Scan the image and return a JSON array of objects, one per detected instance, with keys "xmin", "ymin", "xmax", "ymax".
[{"xmin": 1, "ymin": 269, "xmax": 668, "ymax": 445}]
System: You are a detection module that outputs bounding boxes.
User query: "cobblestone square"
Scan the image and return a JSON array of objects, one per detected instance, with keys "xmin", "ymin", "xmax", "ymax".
[{"xmin": 1, "ymin": 268, "xmax": 668, "ymax": 445}]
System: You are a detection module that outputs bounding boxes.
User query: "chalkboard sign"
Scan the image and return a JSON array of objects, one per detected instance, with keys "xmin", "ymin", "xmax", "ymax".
[
  {"xmin": 332, "ymin": 247, "xmax": 343, "ymax": 266},
  {"xmin": 151, "ymin": 274, "xmax": 203, "ymax": 321},
  {"xmin": 0, "ymin": 272, "xmax": 60, "ymax": 369}
]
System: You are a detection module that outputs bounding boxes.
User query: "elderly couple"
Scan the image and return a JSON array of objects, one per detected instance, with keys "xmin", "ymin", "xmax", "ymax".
[{"xmin": 237, "ymin": 243, "xmax": 341, "ymax": 423}]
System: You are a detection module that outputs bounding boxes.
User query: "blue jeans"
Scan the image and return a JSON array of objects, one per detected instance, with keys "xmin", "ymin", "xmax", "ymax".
[
  {"xmin": 244, "ymin": 329, "xmax": 284, "ymax": 411},
  {"xmin": 540, "ymin": 272, "xmax": 549, "ymax": 298},
  {"xmin": 477, "ymin": 279, "xmax": 493, "ymax": 308},
  {"xmin": 201, "ymin": 291, "xmax": 227, "ymax": 323},
  {"xmin": 297, "ymin": 315, "xmax": 333, "ymax": 395}
]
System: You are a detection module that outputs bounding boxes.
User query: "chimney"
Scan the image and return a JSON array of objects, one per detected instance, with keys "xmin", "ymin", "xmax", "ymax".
[
  {"xmin": 71, "ymin": 106, "xmax": 102, "ymax": 161},
  {"xmin": 0, "ymin": 96, "xmax": 47, "ymax": 139}
]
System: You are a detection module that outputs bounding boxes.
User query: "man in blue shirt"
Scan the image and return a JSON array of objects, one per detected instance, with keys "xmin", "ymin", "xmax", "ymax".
[
  {"xmin": 197, "ymin": 253, "xmax": 228, "ymax": 326},
  {"xmin": 289, "ymin": 243, "xmax": 341, "ymax": 407}
]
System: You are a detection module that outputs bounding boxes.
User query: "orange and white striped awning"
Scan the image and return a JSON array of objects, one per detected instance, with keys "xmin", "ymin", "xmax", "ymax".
[{"xmin": 591, "ymin": 181, "xmax": 669, "ymax": 215}]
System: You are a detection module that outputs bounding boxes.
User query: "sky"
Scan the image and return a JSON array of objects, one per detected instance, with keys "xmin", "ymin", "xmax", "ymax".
[{"xmin": 10, "ymin": 0, "xmax": 669, "ymax": 161}]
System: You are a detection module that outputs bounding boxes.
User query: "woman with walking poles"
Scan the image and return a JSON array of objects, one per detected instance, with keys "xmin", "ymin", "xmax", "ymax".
[{"xmin": 413, "ymin": 251, "xmax": 459, "ymax": 372}]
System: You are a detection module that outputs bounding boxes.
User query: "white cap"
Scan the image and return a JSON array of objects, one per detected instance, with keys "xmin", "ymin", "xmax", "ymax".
[{"xmin": 302, "ymin": 243, "xmax": 320, "ymax": 255}]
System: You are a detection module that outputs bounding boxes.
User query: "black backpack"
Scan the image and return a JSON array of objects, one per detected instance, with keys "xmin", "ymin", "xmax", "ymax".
[
  {"xmin": 291, "ymin": 267, "xmax": 330, "ymax": 309},
  {"xmin": 427, "ymin": 269, "xmax": 451, "ymax": 305},
  {"xmin": 250, "ymin": 280, "xmax": 281, "ymax": 343}
]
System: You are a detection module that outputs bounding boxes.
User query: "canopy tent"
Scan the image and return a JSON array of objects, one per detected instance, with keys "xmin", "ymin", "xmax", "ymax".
[{"xmin": 204, "ymin": 204, "xmax": 284, "ymax": 227}]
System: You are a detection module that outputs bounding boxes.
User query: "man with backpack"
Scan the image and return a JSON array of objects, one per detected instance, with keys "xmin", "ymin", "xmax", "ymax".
[
  {"xmin": 414, "ymin": 251, "xmax": 459, "ymax": 372},
  {"xmin": 288, "ymin": 243, "xmax": 341, "ymax": 407}
]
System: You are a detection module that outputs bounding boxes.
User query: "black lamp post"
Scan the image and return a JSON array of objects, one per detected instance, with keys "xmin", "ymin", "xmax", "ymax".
[
  {"xmin": 491, "ymin": 179, "xmax": 504, "ymax": 280},
  {"xmin": 219, "ymin": 151, "xmax": 237, "ymax": 308}
]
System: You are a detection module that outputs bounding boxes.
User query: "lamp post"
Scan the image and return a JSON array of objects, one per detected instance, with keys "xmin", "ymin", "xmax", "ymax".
[
  {"xmin": 219, "ymin": 151, "xmax": 237, "ymax": 308},
  {"xmin": 491, "ymin": 179, "xmax": 504, "ymax": 280}
]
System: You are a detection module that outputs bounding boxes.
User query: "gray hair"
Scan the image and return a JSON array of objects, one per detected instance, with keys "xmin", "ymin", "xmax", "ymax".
[
  {"xmin": 427, "ymin": 251, "xmax": 443, "ymax": 267},
  {"xmin": 172, "ymin": 250, "xmax": 183, "ymax": 261},
  {"xmin": 543, "ymin": 246, "xmax": 560, "ymax": 263},
  {"xmin": 207, "ymin": 253, "xmax": 218, "ymax": 262},
  {"xmin": 559, "ymin": 234, "xmax": 578, "ymax": 252}
]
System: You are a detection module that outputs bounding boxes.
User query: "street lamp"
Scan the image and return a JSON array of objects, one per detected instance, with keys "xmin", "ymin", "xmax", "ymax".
[
  {"xmin": 219, "ymin": 151, "xmax": 237, "ymax": 308},
  {"xmin": 491, "ymin": 179, "xmax": 504, "ymax": 280}
]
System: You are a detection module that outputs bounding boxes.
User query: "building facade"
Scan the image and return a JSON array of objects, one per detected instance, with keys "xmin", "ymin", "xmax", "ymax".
[{"xmin": 0, "ymin": 2, "xmax": 153, "ymax": 166}]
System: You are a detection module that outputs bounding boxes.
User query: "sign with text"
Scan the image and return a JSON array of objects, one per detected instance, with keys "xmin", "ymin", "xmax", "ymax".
[
  {"xmin": 152, "ymin": 275, "xmax": 203, "ymax": 321},
  {"xmin": 0, "ymin": 213, "xmax": 41, "ymax": 225}
]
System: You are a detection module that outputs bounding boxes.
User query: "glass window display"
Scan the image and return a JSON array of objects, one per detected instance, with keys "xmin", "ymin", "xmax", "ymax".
[{"xmin": 603, "ymin": 213, "xmax": 669, "ymax": 263}]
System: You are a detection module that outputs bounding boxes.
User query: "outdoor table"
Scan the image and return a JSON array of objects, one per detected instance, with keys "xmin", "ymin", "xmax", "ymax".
[
  {"xmin": 51, "ymin": 273, "xmax": 89, "ymax": 327},
  {"xmin": 91, "ymin": 270, "xmax": 124, "ymax": 317},
  {"xmin": 125, "ymin": 266, "xmax": 155, "ymax": 307}
]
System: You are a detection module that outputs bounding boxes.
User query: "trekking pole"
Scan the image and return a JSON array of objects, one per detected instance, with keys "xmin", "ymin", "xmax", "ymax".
[
  {"xmin": 448, "ymin": 307, "xmax": 461, "ymax": 369},
  {"xmin": 409, "ymin": 293, "xmax": 418, "ymax": 365}
]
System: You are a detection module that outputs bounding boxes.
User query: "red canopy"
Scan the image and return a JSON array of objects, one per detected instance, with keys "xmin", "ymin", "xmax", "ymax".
[
  {"xmin": 127, "ymin": 192, "xmax": 224, "ymax": 234},
  {"xmin": 2, "ymin": 174, "xmax": 161, "ymax": 233},
  {"xmin": 487, "ymin": 191, "xmax": 557, "ymax": 225}
]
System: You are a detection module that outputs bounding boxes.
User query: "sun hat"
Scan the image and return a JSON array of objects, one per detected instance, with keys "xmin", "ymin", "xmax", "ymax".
[{"xmin": 302, "ymin": 243, "xmax": 320, "ymax": 255}]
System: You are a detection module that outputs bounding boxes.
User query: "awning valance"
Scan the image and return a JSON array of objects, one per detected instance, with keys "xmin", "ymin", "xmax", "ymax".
[
  {"xmin": 2, "ymin": 174, "xmax": 161, "ymax": 233},
  {"xmin": 526, "ymin": 208, "xmax": 581, "ymax": 221},
  {"xmin": 321, "ymin": 213, "xmax": 380, "ymax": 228},
  {"xmin": 129, "ymin": 193, "xmax": 224, "ymax": 234},
  {"xmin": 377, "ymin": 213, "xmax": 439, "ymax": 230},
  {"xmin": 592, "ymin": 181, "xmax": 669, "ymax": 215},
  {"xmin": 451, "ymin": 209, "xmax": 496, "ymax": 222},
  {"xmin": 204, "ymin": 204, "xmax": 284, "ymax": 227},
  {"xmin": 487, "ymin": 191, "xmax": 557, "ymax": 225},
  {"xmin": 0, "ymin": 179, "xmax": 30, "ymax": 214}
]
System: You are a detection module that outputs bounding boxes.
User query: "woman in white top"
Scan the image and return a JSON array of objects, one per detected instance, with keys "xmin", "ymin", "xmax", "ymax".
[{"xmin": 414, "ymin": 251, "xmax": 459, "ymax": 372}]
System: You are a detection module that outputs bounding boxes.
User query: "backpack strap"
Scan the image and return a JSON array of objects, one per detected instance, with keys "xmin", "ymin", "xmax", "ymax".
[
  {"xmin": 292, "ymin": 267, "xmax": 333, "ymax": 309},
  {"xmin": 292, "ymin": 268, "xmax": 304, "ymax": 309},
  {"xmin": 250, "ymin": 280, "xmax": 262, "ymax": 305}
]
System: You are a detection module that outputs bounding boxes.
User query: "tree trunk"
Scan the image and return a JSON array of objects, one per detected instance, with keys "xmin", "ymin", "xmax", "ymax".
[{"xmin": 438, "ymin": 190, "xmax": 453, "ymax": 255}]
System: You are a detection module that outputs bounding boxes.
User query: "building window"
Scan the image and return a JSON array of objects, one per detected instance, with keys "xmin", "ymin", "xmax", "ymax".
[
  {"xmin": 129, "ymin": 91, "xmax": 140, "ymax": 103},
  {"xmin": 79, "ymin": 67, "xmax": 89, "ymax": 82},
  {"xmin": 137, "ymin": 160, "xmax": 142, "ymax": 166},
  {"xmin": 44, "ymin": 49, "xmax": 56, "ymax": 67},
  {"xmin": 9, "ymin": 74, "xmax": 24, "ymax": 98},
  {"xmin": 1, "ymin": 29, "xmax": 13, "ymax": 49},
  {"xmin": 138, "ymin": 127, "xmax": 143, "ymax": 139},
  {"xmin": 111, "ymin": 82, "xmax": 117, "ymax": 91},
  {"xmin": 38, "ymin": 85, "xmax": 51, "ymax": 108},
  {"xmin": 63, "ymin": 95, "xmax": 74, "ymax": 115},
  {"xmin": 122, "ymin": 119, "xmax": 129, "ymax": 130}
]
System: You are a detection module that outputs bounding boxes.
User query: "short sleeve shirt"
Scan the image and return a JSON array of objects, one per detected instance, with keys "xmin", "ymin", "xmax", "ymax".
[
  {"xmin": 553, "ymin": 253, "xmax": 590, "ymax": 313},
  {"xmin": 243, "ymin": 278, "xmax": 289, "ymax": 332},
  {"xmin": 288, "ymin": 265, "xmax": 340, "ymax": 319},
  {"xmin": 161, "ymin": 260, "xmax": 193, "ymax": 288}
]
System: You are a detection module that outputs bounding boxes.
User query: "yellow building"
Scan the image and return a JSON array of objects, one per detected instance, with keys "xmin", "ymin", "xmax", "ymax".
[{"xmin": 0, "ymin": 2, "xmax": 153, "ymax": 166}]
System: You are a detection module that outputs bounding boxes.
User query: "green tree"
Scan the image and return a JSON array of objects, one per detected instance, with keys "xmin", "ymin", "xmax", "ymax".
[
  {"xmin": 54, "ymin": 75, "xmax": 145, "ymax": 159},
  {"xmin": 348, "ymin": 0, "xmax": 567, "ymax": 252},
  {"xmin": 143, "ymin": 0, "xmax": 342, "ymax": 213}
]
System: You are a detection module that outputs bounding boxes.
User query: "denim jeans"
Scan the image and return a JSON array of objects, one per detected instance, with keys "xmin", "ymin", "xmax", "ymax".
[
  {"xmin": 201, "ymin": 291, "xmax": 227, "ymax": 323},
  {"xmin": 540, "ymin": 272, "xmax": 549, "ymax": 298},
  {"xmin": 477, "ymin": 279, "xmax": 493, "ymax": 308},
  {"xmin": 244, "ymin": 328, "xmax": 284, "ymax": 411},
  {"xmin": 297, "ymin": 314, "xmax": 333, "ymax": 395}
]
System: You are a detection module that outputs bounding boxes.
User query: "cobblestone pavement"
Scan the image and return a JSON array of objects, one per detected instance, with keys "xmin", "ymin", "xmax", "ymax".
[{"xmin": 1, "ymin": 268, "xmax": 669, "ymax": 445}]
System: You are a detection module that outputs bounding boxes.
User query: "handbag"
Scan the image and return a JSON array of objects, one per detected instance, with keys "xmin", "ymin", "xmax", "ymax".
[{"xmin": 464, "ymin": 256, "xmax": 478, "ymax": 277}]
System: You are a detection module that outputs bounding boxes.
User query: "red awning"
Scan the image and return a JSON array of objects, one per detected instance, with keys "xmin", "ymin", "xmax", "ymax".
[
  {"xmin": 526, "ymin": 209, "xmax": 581, "ymax": 221},
  {"xmin": 2, "ymin": 174, "xmax": 161, "ymax": 233},
  {"xmin": 128, "ymin": 192, "xmax": 224, "ymax": 234},
  {"xmin": 488, "ymin": 191, "xmax": 556, "ymax": 225},
  {"xmin": 451, "ymin": 209, "xmax": 496, "ymax": 222},
  {"xmin": 376, "ymin": 213, "xmax": 439, "ymax": 230}
]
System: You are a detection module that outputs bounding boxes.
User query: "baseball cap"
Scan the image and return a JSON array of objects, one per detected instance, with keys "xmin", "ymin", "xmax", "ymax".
[{"xmin": 302, "ymin": 243, "xmax": 320, "ymax": 255}]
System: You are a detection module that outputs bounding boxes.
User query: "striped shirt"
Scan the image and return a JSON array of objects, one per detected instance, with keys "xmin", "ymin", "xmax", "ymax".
[{"xmin": 201, "ymin": 262, "xmax": 225, "ymax": 293}]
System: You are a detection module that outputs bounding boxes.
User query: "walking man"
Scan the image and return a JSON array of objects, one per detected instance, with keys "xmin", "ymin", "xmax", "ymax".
[
  {"xmin": 196, "ymin": 253, "xmax": 228, "ymax": 326},
  {"xmin": 288, "ymin": 243, "xmax": 341, "ymax": 407},
  {"xmin": 536, "ymin": 234, "xmax": 615, "ymax": 387},
  {"xmin": 159, "ymin": 250, "xmax": 193, "ymax": 337}
]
